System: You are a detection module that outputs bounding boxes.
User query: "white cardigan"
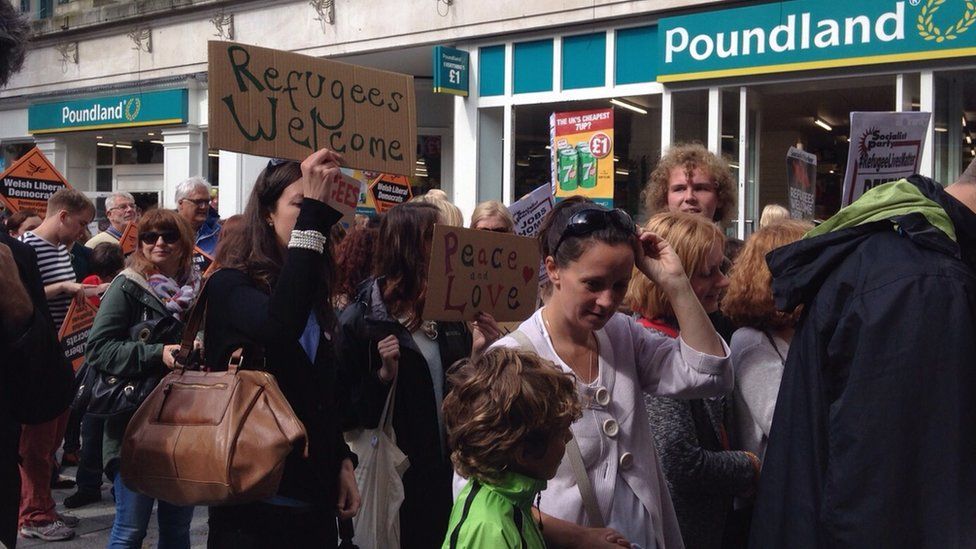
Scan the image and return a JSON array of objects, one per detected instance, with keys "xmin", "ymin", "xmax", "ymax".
[{"xmin": 491, "ymin": 309, "xmax": 732, "ymax": 549}]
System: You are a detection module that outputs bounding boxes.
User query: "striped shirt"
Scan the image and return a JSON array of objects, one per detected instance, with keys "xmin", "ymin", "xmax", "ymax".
[{"xmin": 20, "ymin": 231, "xmax": 76, "ymax": 329}]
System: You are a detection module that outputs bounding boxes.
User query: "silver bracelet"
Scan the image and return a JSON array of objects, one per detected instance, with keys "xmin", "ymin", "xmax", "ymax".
[{"xmin": 287, "ymin": 229, "xmax": 327, "ymax": 253}]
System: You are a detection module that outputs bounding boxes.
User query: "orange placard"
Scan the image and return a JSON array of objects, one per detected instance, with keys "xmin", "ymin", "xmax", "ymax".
[
  {"xmin": 368, "ymin": 174, "xmax": 413, "ymax": 213},
  {"xmin": 58, "ymin": 291, "xmax": 99, "ymax": 372},
  {"xmin": 0, "ymin": 147, "xmax": 72, "ymax": 217},
  {"xmin": 119, "ymin": 222, "xmax": 138, "ymax": 255}
]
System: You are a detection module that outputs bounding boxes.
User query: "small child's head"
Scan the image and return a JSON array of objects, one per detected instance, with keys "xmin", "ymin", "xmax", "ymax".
[
  {"xmin": 91, "ymin": 242, "xmax": 125, "ymax": 280},
  {"xmin": 443, "ymin": 347, "xmax": 582, "ymax": 484}
]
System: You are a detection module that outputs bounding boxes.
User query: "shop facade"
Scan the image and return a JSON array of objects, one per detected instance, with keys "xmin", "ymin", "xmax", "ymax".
[{"xmin": 452, "ymin": 0, "xmax": 976, "ymax": 237}]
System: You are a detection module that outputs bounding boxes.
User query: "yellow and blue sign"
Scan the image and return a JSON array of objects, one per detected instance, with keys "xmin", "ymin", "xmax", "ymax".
[
  {"xmin": 433, "ymin": 46, "xmax": 469, "ymax": 97},
  {"xmin": 28, "ymin": 88, "xmax": 188, "ymax": 134},
  {"xmin": 658, "ymin": 0, "xmax": 976, "ymax": 82}
]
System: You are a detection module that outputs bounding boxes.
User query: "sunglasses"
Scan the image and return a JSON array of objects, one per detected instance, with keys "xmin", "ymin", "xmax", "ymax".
[
  {"xmin": 477, "ymin": 227, "xmax": 510, "ymax": 233},
  {"xmin": 551, "ymin": 208, "xmax": 637, "ymax": 257},
  {"xmin": 267, "ymin": 158, "xmax": 291, "ymax": 170},
  {"xmin": 139, "ymin": 230, "xmax": 180, "ymax": 245}
]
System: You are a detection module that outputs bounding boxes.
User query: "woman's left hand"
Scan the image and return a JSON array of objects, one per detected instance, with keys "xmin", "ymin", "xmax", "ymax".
[
  {"xmin": 634, "ymin": 230, "xmax": 688, "ymax": 294},
  {"xmin": 336, "ymin": 458, "xmax": 361, "ymax": 520},
  {"xmin": 470, "ymin": 312, "xmax": 503, "ymax": 360}
]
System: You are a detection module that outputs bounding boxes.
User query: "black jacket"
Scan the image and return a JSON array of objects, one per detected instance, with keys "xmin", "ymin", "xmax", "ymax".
[
  {"xmin": 336, "ymin": 278, "xmax": 472, "ymax": 549},
  {"xmin": 0, "ymin": 233, "xmax": 74, "ymax": 547},
  {"xmin": 750, "ymin": 176, "xmax": 976, "ymax": 548},
  {"xmin": 204, "ymin": 199, "xmax": 354, "ymax": 508}
]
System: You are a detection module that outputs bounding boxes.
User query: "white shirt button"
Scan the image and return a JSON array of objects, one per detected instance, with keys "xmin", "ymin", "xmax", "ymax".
[
  {"xmin": 602, "ymin": 418, "xmax": 619, "ymax": 438},
  {"xmin": 594, "ymin": 386, "xmax": 610, "ymax": 406},
  {"xmin": 619, "ymin": 452, "xmax": 634, "ymax": 470}
]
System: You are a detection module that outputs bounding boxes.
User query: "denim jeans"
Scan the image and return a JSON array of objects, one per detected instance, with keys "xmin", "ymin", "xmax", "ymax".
[
  {"xmin": 75, "ymin": 415, "xmax": 104, "ymax": 493},
  {"xmin": 108, "ymin": 473, "xmax": 194, "ymax": 549}
]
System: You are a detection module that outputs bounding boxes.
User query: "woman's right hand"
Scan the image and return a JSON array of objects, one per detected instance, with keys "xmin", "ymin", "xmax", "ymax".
[
  {"xmin": 376, "ymin": 335, "xmax": 399, "ymax": 382},
  {"xmin": 162, "ymin": 344, "xmax": 181, "ymax": 369},
  {"xmin": 300, "ymin": 148, "xmax": 344, "ymax": 204}
]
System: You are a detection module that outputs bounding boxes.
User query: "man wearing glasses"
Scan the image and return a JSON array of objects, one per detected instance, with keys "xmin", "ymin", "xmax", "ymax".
[
  {"xmin": 175, "ymin": 176, "xmax": 221, "ymax": 256},
  {"xmin": 86, "ymin": 192, "xmax": 138, "ymax": 248}
]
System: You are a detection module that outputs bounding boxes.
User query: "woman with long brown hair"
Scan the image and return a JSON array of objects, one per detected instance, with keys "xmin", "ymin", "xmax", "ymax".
[
  {"xmin": 336, "ymin": 201, "xmax": 500, "ymax": 548},
  {"xmin": 203, "ymin": 150, "xmax": 360, "ymax": 548}
]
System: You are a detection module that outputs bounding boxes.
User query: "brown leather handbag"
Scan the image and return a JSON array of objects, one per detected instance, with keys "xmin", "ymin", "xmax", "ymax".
[{"xmin": 119, "ymin": 282, "xmax": 308, "ymax": 506}]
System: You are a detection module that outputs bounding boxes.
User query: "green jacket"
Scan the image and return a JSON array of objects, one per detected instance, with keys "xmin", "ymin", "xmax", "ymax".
[
  {"xmin": 84, "ymin": 268, "xmax": 172, "ymax": 468},
  {"xmin": 443, "ymin": 472, "xmax": 547, "ymax": 549}
]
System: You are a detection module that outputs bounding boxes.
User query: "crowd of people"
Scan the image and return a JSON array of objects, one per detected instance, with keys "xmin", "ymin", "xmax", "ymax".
[{"xmin": 2, "ymin": 136, "xmax": 975, "ymax": 549}]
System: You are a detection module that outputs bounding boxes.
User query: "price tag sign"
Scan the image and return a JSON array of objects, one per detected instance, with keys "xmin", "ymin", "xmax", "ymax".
[{"xmin": 432, "ymin": 46, "xmax": 469, "ymax": 97}]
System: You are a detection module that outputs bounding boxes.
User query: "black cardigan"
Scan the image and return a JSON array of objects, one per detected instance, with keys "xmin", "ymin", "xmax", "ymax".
[
  {"xmin": 203, "ymin": 198, "xmax": 354, "ymax": 507},
  {"xmin": 0, "ymin": 234, "xmax": 74, "ymax": 547}
]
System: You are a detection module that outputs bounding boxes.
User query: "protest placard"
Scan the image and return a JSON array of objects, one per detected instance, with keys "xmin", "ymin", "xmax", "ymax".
[
  {"xmin": 550, "ymin": 108, "xmax": 614, "ymax": 207},
  {"xmin": 841, "ymin": 111, "xmax": 931, "ymax": 206},
  {"xmin": 192, "ymin": 246, "xmax": 214, "ymax": 274},
  {"xmin": 59, "ymin": 292, "xmax": 99, "ymax": 372},
  {"xmin": 0, "ymin": 147, "xmax": 72, "ymax": 216},
  {"xmin": 369, "ymin": 174, "xmax": 413, "ymax": 213},
  {"xmin": 208, "ymin": 41, "xmax": 417, "ymax": 176},
  {"xmin": 509, "ymin": 183, "xmax": 555, "ymax": 237},
  {"xmin": 119, "ymin": 222, "xmax": 138, "ymax": 255},
  {"xmin": 423, "ymin": 225, "xmax": 540, "ymax": 322},
  {"xmin": 786, "ymin": 147, "xmax": 817, "ymax": 219}
]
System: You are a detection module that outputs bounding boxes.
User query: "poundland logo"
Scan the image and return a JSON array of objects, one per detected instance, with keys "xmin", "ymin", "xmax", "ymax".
[
  {"xmin": 666, "ymin": 3, "xmax": 905, "ymax": 63},
  {"xmin": 658, "ymin": 0, "xmax": 976, "ymax": 82},
  {"xmin": 60, "ymin": 97, "xmax": 142, "ymax": 125}
]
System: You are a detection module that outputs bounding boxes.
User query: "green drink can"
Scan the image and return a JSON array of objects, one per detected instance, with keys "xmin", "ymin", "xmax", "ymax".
[
  {"xmin": 557, "ymin": 147, "xmax": 579, "ymax": 191},
  {"xmin": 577, "ymin": 142, "xmax": 598, "ymax": 189}
]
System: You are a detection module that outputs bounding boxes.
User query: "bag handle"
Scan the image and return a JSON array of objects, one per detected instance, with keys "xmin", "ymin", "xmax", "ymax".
[
  {"xmin": 368, "ymin": 335, "xmax": 398, "ymax": 433},
  {"xmin": 509, "ymin": 329, "xmax": 604, "ymax": 527}
]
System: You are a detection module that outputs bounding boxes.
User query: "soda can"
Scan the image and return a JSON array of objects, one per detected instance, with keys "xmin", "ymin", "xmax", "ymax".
[
  {"xmin": 577, "ymin": 142, "xmax": 597, "ymax": 189},
  {"xmin": 557, "ymin": 147, "xmax": 579, "ymax": 191}
]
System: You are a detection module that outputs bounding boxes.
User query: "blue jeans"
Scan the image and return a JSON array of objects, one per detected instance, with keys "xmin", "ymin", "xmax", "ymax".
[
  {"xmin": 75, "ymin": 415, "xmax": 104, "ymax": 493},
  {"xmin": 108, "ymin": 473, "xmax": 194, "ymax": 549}
]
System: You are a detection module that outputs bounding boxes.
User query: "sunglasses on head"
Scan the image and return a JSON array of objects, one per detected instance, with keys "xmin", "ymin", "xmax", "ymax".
[
  {"xmin": 139, "ymin": 230, "xmax": 180, "ymax": 245},
  {"xmin": 551, "ymin": 208, "xmax": 637, "ymax": 257},
  {"xmin": 267, "ymin": 158, "xmax": 290, "ymax": 170}
]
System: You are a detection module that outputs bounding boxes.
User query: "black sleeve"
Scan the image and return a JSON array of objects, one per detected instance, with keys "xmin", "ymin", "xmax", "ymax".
[
  {"xmin": 210, "ymin": 199, "xmax": 342, "ymax": 352},
  {"xmin": 0, "ymin": 238, "xmax": 73, "ymax": 425}
]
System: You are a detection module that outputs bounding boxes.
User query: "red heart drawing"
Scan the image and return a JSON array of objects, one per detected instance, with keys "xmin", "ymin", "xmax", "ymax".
[{"xmin": 522, "ymin": 266, "xmax": 534, "ymax": 284}]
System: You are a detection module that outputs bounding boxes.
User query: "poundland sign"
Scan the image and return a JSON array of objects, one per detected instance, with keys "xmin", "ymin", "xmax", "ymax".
[
  {"xmin": 658, "ymin": 0, "xmax": 976, "ymax": 82},
  {"xmin": 29, "ymin": 89, "xmax": 188, "ymax": 134}
]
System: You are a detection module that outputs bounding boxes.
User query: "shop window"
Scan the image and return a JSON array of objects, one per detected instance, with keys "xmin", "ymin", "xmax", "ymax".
[
  {"xmin": 480, "ymin": 46, "xmax": 505, "ymax": 97},
  {"xmin": 672, "ymin": 90, "xmax": 709, "ymax": 145},
  {"xmin": 413, "ymin": 135, "xmax": 442, "ymax": 196},
  {"xmin": 115, "ymin": 140, "xmax": 163, "ymax": 165},
  {"xmin": 513, "ymin": 40, "xmax": 553, "ymax": 94},
  {"xmin": 1, "ymin": 143, "xmax": 34, "ymax": 172},
  {"xmin": 562, "ymin": 33, "xmax": 606, "ymax": 90},
  {"xmin": 513, "ymin": 95, "xmax": 661, "ymax": 216},
  {"xmin": 615, "ymin": 26, "xmax": 657, "ymax": 86},
  {"xmin": 934, "ymin": 71, "xmax": 975, "ymax": 186},
  {"xmin": 753, "ymin": 75, "xmax": 895, "ymax": 220}
]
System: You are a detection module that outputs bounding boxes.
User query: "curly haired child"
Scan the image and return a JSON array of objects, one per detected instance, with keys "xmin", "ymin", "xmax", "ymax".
[{"xmin": 441, "ymin": 348, "xmax": 582, "ymax": 549}]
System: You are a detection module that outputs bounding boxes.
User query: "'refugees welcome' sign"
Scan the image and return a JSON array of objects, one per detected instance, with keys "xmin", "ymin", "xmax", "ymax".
[{"xmin": 658, "ymin": 0, "xmax": 976, "ymax": 82}]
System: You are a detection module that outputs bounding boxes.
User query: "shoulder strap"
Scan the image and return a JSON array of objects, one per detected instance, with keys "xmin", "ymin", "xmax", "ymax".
[
  {"xmin": 508, "ymin": 330, "xmax": 536, "ymax": 354},
  {"xmin": 565, "ymin": 437, "xmax": 604, "ymax": 528}
]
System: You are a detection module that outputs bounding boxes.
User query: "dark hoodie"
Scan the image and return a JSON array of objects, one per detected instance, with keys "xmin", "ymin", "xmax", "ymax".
[{"xmin": 750, "ymin": 175, "xmax": 976, "ymax": 548}]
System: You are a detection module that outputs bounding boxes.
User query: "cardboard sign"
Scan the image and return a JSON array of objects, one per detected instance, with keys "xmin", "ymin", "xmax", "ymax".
[
  {"xmin": 0, "ymin": 147, "xmax": 72, "ymax": 216},
  {"xmin": 786, "ymin": 147, "xmax": 817, "ymax": 220},
  {"xmin": 423, "ymin": 225, "xmax": 540, "ymax": 322},
  {"xmin": 192, "ymin": 246, "xmax": 214, "ymax": 274},
  {"xmin": 550, "ymin": 109, "xmax": 615, "ymax": 208},
  {"xmin": 510, "ymin": 184, "xmax": 555, "ymax": 237},
  {"xmin": 119, "ymin": 222, "xmax": 138, "ymax": 255},
  {"xmin": 841, "ymin": 111, "xmax": 930, "ymax": 206},
  {"xmin": 59, "ymin": 292, "xmax": 99, "ymax": 372},
  {"xmin": 369, "ymin": 174, "xmax": 413, "ymax": 213},
  {"xmin": 208, "ymin": 41, "xmax": 417, "ymax": 176}
]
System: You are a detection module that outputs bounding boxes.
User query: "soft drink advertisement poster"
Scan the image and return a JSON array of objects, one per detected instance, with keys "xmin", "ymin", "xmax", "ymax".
[{"xmin": 549, "ymin": 108, "xmax": 614, "ymax": 208}]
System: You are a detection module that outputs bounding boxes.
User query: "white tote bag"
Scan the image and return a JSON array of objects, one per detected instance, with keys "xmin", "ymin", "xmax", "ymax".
[{"xmin": 344, "ymin": 378, "xmax": 409, "ymax": 549}]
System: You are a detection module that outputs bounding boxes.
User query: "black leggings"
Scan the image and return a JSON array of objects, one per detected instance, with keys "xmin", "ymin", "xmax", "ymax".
[{"xmin": 207, "ymin": 502, "xmax": 337, "ymax": 549}]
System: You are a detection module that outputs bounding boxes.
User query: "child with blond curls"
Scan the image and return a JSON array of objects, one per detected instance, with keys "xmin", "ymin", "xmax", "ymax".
[{"xmin": 441, "ymin": 348, "xmax": 582, "ymax": 549}]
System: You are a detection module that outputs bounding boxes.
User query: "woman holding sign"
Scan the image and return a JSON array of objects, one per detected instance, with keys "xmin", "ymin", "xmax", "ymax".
[
  {"xmin": 490, "ymin": 196, "xmax": 731, "ymax": 549},
  {"xmin": 203, "ymin": 150, "xmax": 360, "ymax": 548},
  {"xmin": 336, "ymin": 201, "xmax": 502, "ymax": 549}
]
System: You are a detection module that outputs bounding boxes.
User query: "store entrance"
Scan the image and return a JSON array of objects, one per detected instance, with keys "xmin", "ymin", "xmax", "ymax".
[{"xmin": 751, "ymin": 75, "xmax": 896, "ymax": 222}]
